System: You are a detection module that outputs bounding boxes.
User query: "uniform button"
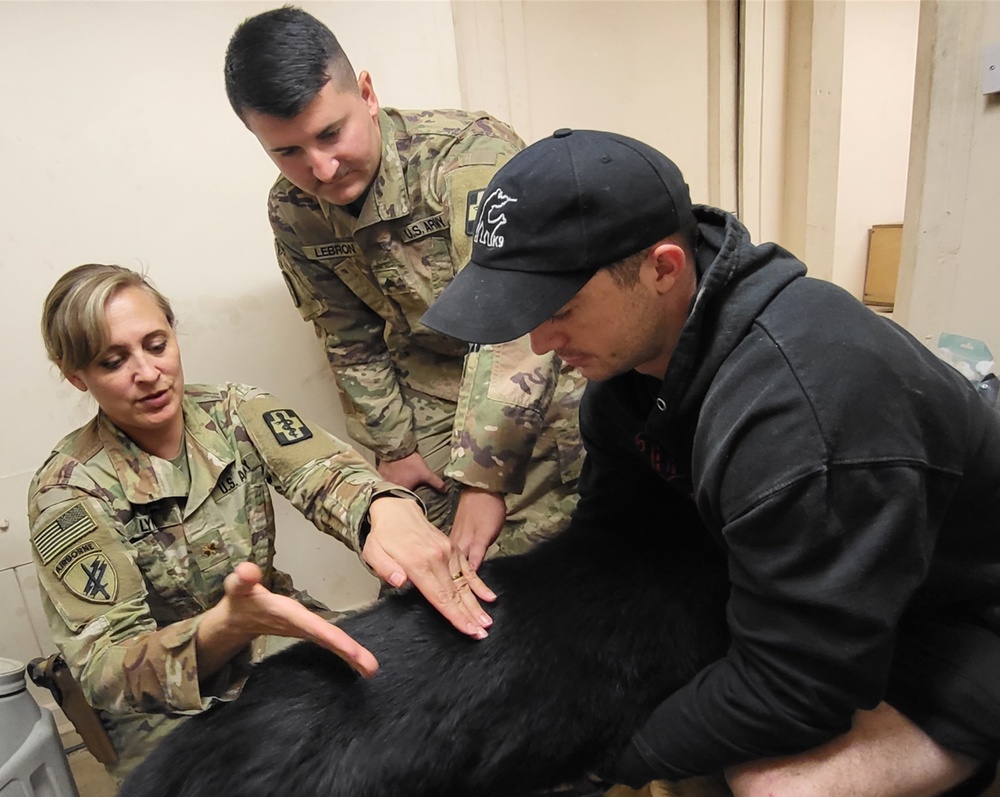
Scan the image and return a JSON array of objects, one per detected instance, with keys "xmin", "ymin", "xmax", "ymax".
[
  {"xmin": 656, "ymin": 398, "xmax": 667, "ymax": 411},
  {"xmin": 553, "ymin": 128, "xmax": 573, "ymax": 138}
]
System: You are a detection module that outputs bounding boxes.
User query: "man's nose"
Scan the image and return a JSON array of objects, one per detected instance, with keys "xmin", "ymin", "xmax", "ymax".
[
  {"xmin": 309, "ymin": 149, "xmax": 339, "ymax": 182},
  {"xmin": 529, "ymin": 323, "xmax": 558, "ymax": 355}
]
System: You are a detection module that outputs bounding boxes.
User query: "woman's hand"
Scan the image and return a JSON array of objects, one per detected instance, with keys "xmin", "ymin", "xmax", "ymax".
[
  {"xmin": 196, "ymin": 562, "xmax": 378, "ymax": 679},
  {"xmin": 362, "ymin": 497, "xmax": 497, "ymax": 640}
]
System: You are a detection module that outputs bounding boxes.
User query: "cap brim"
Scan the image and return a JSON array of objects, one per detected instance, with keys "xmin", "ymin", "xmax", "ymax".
[{"xmin": 421, "ymin": 260, "xmax": 590, "ymax": 344}]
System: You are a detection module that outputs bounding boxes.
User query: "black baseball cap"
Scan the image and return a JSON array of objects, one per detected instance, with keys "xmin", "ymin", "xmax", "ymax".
[{"xmin": 421, "ymin": 128, "xmax": 694, "ymax": 344}]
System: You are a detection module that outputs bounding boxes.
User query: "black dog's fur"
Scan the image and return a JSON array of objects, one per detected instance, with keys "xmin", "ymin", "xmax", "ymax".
[{"xmin": 119, "ymin": 515, "xmax": 729, "ymax": 797}]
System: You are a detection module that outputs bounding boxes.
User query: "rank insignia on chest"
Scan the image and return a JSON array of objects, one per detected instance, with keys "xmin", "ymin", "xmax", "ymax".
[
  {"xmin": 61, "ymin": 548, "xmax": 118, "ymax": 604},
  {"xmin": 263, "ymin": 409, "xmax": 314, "ymax": 446},
  {"xmin": 465, "ymin": 189, "xmax": 485, "ymax": 236}
]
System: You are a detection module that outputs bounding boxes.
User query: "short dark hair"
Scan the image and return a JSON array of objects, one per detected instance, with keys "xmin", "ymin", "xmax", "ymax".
[
  {"xmin": 604, "ymin": 219, "xmax": 700, "ymax": 289},
  {"xmin": 604, "ymin": 249, "xmax": 648, "ymax": 289},
  {"xmin": 224, "ymin": 5, "xmax": 357, "ymax": 120}
]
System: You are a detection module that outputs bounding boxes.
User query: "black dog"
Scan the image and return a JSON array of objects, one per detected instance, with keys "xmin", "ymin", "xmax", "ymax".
[{"xmin": 119, "ymin": 510, "xmax": 729, "ymax": 797}]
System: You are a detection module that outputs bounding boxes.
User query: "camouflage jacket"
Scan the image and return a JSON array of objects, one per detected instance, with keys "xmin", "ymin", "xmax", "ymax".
[
  {"xmin": 27, "ymin": 383, "xmax": 405, "ymax": 718},
  {"xmin": 270, "ymin": 108, "xmax": 586, "ymax": 493}
]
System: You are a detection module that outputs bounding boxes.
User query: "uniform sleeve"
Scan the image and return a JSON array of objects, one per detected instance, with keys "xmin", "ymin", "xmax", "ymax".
[
  {"xmin": 28, "ymin": 489, "xmax": 229, "ymax": 716},
  {"xmin": 271, "ymin": 199, "xmax": 418, "ymax": 461},
  {"xmin": 432, "ymin": 122, "xmax": 578, "ymax": 494},
  {"xmin": 447, "ymin": 339, "xmax": 562, "ymax": 494},
  {"xmin": 233, "ymin": 388, "xmax": 420, "ymax": 554}
]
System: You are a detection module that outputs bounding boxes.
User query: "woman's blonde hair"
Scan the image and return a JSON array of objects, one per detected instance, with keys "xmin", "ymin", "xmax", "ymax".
[{"xmin": 41, "ymin": 264, "xmax": 176, "ymax": 373}]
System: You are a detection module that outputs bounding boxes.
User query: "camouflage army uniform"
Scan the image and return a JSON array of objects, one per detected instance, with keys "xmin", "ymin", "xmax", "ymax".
[
  {"xmin": 271, "ymin": 108, "xmax": 585, "ymax": 553},
  {"xmin": 28, "ymin": 383, "xmax": 410, "ymax": 781}
]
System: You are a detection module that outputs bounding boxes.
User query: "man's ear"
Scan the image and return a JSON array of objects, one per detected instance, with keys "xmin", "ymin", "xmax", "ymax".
[
  {"xmin": 357, "ymin": 71, "xmax": 380, "ymax": 119},
  {"xmin": 647, "ymin": 241, "xmax": 688, "ymax": 294}
]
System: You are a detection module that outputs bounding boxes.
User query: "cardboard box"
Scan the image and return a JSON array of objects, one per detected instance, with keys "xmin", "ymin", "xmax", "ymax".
[{"xmin": 864, "ymin": 223, "xmax": 903, "ymax": 309}]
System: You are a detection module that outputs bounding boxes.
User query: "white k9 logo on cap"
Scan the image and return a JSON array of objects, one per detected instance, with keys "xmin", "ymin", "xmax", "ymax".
[{"xmin": 473, "ymin": 188, "xmax": 518, "ymax": 248}]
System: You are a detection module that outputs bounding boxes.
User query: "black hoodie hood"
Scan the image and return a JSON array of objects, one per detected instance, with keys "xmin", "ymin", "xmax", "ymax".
[{"xmin": 642, "ymin": 205, "xmax": 805, "ymax": 446}]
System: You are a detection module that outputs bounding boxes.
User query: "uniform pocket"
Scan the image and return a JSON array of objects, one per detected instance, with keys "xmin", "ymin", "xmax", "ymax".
[
  {"xmin": 126, "ymin": 506, "xmax": 189, "ymax": 590},
  {"xmin": 485, "ymin": 341, "xmax": 556, "ymax": 412},
  {"xmin": 277, "ymin": 253, "xmax": 329, "ymax": 322}
]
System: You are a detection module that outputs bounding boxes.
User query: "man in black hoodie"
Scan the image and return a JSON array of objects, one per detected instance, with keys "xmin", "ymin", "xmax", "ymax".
[{"xmin": 421, "ymin": 128, "xmax": 1000, "ymax": 796}]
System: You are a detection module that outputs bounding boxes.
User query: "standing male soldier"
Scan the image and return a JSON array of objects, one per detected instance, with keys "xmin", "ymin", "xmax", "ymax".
[{"xmin": 222, "ymin": 7, "xmax": 584, "ymax": 596}]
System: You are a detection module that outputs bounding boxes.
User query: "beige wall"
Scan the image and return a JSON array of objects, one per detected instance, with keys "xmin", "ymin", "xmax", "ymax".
[
  {"xmin": 746, "ymin": 0, "xmax": 919, "ymax": 292},
  {"xmin": 453, "ymin": 0, "xmax": 738, "ymax": 209},
  {"xmin": 833, "ymin": 0, "xmax": 919, "ymax": 296},
  {"xmin": 517, "ymin": 0, "xmax": 714, "ymax": 196}
]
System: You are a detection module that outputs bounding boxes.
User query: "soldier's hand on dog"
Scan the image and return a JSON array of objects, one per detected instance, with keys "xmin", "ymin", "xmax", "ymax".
[
  {"xmin": 450, "ymin": 487, "xmax": 507, "ymax": 570},
  {"xmin": 363, "ymin": 496, "xmax": 496, "ymax": 640}
]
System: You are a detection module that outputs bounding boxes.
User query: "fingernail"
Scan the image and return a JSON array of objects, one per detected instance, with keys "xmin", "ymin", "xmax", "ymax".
[
  {"xmin": 480, "ymin": 613, "xmax": 493, "ymax": 627},
  {"xmin": 467, "ymin": 623, "xmax": 488, "ymax": 639},
  {"xmin": 389, "ymin": 571, "xmax": 405, "ymax": 587}
]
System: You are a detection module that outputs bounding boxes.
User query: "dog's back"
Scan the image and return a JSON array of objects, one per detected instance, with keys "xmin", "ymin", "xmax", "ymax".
[{"xmin": 120, "ymin": 516, "xmax": 729, "ymax": 797}]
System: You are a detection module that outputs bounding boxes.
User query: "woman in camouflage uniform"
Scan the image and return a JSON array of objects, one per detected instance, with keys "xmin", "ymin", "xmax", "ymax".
[{"xmin": 29, "ymin": 264, "xmax": 493, "ymax": 781}]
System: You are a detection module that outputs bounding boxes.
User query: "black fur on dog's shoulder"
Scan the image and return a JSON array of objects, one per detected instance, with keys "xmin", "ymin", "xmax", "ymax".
[{"xmin": 119, "ymin": 517, "xmax": 729, "ymax": 797}]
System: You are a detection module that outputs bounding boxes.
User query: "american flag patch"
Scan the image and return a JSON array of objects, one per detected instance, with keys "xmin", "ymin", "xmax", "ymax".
[{"xmin": 33, "ymin": 503, "xmax": 98, "ymax": 565}]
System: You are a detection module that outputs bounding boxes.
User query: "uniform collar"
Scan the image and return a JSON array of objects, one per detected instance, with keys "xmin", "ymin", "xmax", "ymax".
[
  {"xmin": 98, "ymin": 391, "xmax": 235, "ymax": 516},
  {"xmin": 320, "ymin": 108, "xmax": 411, "ymax": 228}
]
